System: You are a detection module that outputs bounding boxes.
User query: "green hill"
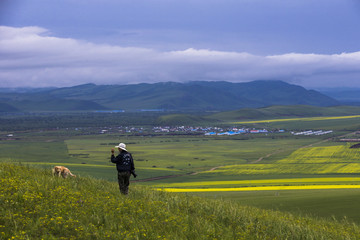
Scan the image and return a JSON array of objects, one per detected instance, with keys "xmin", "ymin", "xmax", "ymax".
[
  {"xmin": 0, "ymin": 102, "xmax": 19, "ymax": 112},
  {"xmin": 1, "ymin": 163, "xmax": 359, "ymax": 239},
  {"xmin": 156, "ymin": 105, "xmax": 360, "ymax": 125},
  {"xmin": 10, "ymin": 99, "xmax": 108, "ymax": 111},
  {"xmin": 209, "ymin": 105, "xmax": 360, "ymax": 121},
  {"xmin": 156, "ymin": 114, "xmax": 219, "ymax": 125}
]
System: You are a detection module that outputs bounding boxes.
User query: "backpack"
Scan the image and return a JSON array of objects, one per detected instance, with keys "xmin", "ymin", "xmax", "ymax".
[{"xmin": 117, "ymin": 152, "xmax": 132, "ymax": 171}]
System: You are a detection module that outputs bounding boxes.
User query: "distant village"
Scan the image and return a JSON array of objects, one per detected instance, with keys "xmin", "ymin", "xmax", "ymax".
[
  {"xmin": 0, "ymin": 126, "xmax": 338, "ymax": 141},
  {"xmin": 97, "ymin": 126, "xmax": 335, "ymax": 136},
  {"xmin": 97, "ymin": 126, "xmax": 283, "ymax": 135},
  {"xmin": 3, "ymin": 125, "xmax": 336, "ymax": 140}
]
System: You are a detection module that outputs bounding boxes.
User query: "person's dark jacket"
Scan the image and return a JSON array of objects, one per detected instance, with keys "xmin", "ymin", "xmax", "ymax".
[{"xmin": 111, "ymin": 151, "xmax": 135, "ymax": 172}]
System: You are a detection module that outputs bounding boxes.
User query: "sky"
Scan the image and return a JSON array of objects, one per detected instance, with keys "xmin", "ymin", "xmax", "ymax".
[{"xmin": 1, "ymin": 0, "xmax": 360, "ymax": 89}]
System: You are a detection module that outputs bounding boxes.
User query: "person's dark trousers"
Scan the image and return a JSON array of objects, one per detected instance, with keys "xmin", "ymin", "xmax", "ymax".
[{"xmin": 118, "ymin": 171, "xmax": 131, "ymax": 195}]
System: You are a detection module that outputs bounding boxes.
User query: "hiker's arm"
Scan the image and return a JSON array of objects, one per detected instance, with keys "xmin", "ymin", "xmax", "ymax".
[{"xmin": 110, "ymin": 149, "xmax": 119, "ymax": 163}]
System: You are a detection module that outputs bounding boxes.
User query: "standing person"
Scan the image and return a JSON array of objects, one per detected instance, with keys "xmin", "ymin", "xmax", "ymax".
[{"xmin": 111, "ymin": 143, "xmax": 136, "ymax": 195}]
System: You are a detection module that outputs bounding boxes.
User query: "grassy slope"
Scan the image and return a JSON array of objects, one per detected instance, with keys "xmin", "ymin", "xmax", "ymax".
[
  {"xmin": 1, "ymin": 163, "xmax": 360, "ymax": 240},
  {"xmin": 156, "ymin": 114, "xmax": 218, "ymax": 125},
  {"xmin": 209, "ymin": 105, "xmax": 360, "ymax": 121},
  {"xmin": 0, "ymin": 102, "xmax": 19, "ymax": 112}
]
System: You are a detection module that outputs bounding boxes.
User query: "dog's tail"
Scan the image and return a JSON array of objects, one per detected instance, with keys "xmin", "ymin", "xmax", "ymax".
[{"xmin": 69, "ymin": 171, "xmax": 76, "ymax": 178}]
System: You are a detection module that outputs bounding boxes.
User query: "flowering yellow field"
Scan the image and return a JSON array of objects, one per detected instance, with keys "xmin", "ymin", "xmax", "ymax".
[
  {"xmin": 158, "ymin": 185, "xmax": 360, "ymax": 192},
  {"xmin": 277, "ymin": 145, "xmax": 360, "ymax": 164},
  {"xmin": 233, "ymin": 114, "xmax": 360, "ymax": 124},
  {"xmin": 156, "ymin": 143, "xmax": 360, "ymax": 192},
  {"xmin": 203, "ymin": 143, "xmax": 360, "ymax": 175},
  {"xmin": 155, "ymin": 177, "xmax": 360, "ymax": 192},
  {"xmin": 203, "ymin": 163, "xmax": 360, "ymax": 175},
  {"xmin": 153, "ymin": 177, "xmax": 360, "ymax": 188}
]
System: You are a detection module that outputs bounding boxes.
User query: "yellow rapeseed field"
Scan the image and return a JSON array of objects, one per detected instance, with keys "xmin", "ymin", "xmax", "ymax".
[
  {"xmin": 156, "ymin": 142, "xmax": 360, "ymax": 192},
  {"xmin": 203, "ymin": 143, "xmax": 360, "ymax": 175},
  {"xmin": 158, "ymin": 185, "xmax": 360, "ymax": 193},
  {"xmin": 153, "ymin": 177, "xmax": 360, "ymax": 188},
  {"xmin": 202, "ymin": 163, "xmax": 360, "ymax": 175},
  {"xmin": 278, "ymin": 145, "xmax": 360, "ymax": 164}
]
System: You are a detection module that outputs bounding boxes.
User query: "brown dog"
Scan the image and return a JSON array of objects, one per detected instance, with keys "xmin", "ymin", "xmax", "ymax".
[{"xmin": 52, "ymin": 166, "xmax": 76, "ymax": 178}]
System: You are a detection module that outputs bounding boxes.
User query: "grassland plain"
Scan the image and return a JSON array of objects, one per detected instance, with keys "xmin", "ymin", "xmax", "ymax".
[
  {"xmin": 2, "ymin": 114, "xmax": 360, "ymax": 229},
  {"xmin": 0, "ymin": 135, "xmax": 316, "ymax": 179},
  {"xmin": 64, "ymin": 136, "xmax": 319, "ymax": 169},
  {"xmin": 155, "ymin": 142, "xmax": 360, "ymax": 188},
  {"xmin": 191, "ymin": 189, "xmax": 360, "ymax": 225},
  {"xmin": 149, "ymin": 139, "xmax": 360, "ymax": 224},
  {"xmin": 2, "ymin": 162, "xmax": 360, "ymax": 240}
]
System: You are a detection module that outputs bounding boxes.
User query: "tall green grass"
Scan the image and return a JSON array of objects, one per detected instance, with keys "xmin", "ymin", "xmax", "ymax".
[{"xmin": 1, "ymin": 163, "xmax": 360, "ymax": 239}]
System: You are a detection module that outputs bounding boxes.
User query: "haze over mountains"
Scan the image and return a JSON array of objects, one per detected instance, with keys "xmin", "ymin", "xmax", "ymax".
[{"xmin": 0, "ymin": 80, "xmax": 346, "ymax": 112}]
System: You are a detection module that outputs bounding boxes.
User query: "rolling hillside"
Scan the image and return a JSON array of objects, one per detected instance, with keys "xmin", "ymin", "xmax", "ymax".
[
  {"xmin": 0, "ymin": 80, "xmax": 340, "ymax": 112},
  {"xmin": 0, "ymin": 102, "xmax": 19, "ymax": 112},
  {"xmin": 1, "ymin": 163, "xmax": 359, "ymax": 239},
  {"xmin": 156, "ymin": 105, "xmax": 360, "ymax": 125},
  {"xmin": 209, "ymin": 105, "xmax": 360, "ymax": 121}
]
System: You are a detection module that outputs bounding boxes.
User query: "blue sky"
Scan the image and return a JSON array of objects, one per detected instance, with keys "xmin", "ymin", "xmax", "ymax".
[{"xmin": 1, "ymin": 0, "xmax": 360, "ymax": 88}]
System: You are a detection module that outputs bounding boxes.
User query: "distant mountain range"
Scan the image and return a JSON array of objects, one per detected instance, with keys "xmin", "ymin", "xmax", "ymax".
[{"xmin": 0, "ymin": 80, "xmax": 341, "ymax": 112}]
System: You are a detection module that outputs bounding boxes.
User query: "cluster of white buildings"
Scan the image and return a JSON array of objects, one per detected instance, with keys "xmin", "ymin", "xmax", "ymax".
[
  {"xmin": 205, "ymin": 128, "xmax": 285, "ymax": 136},
  {"xmin": 153, "ymin": 126, "xmax": 216, "ymax": 133},
  {"xmin": 99, "ymin": 126, "xmax": 145, "ymax": 134},
  {"xmin": 291, "ymin": 130, "xmax": 333, "ymax": 136},
  {"xmin": 96, "ymin": 126, "xmax": 334, "ymax": 137},
  {"xmin": 73, "ymin": 126, "xmax": 335, "ymax": 137},
  {"xmin": 98, "ymin": 125, "xmax": 288, "ymax": 135},
  {"xmin": 152, "ymin": 126, "xmax": 281, "ymax": 135}
]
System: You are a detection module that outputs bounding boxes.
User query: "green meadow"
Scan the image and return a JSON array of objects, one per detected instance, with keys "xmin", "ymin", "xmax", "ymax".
[
  {"xmin": 0, "ymin": 135, "xmax": 318, "ymax": 181},
  {"xmin": 1, "ymin": 111, "xmax": 360, "ymax": 233},
  {"xmin": 192, "ymin": 189, "xmax": 360, "ymax": 224}
]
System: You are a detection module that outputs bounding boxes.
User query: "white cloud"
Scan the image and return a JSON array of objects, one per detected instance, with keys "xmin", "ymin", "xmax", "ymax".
[{"xmin": 1, "ymin": 25, "xmax": 360, "ymax": 88}]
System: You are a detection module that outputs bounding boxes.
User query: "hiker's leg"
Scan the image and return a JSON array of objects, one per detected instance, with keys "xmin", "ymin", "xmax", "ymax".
[
  {"xmin": 118, "ymin": 172, "xmax": 126, "ymax": 194},
  {"xmin": 118, "ymin": 172, "xmax": 131, "ymax": 195},
  {"xmin": 123, "ymin": 172, "xmax": 131, "ymax": 195}
]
